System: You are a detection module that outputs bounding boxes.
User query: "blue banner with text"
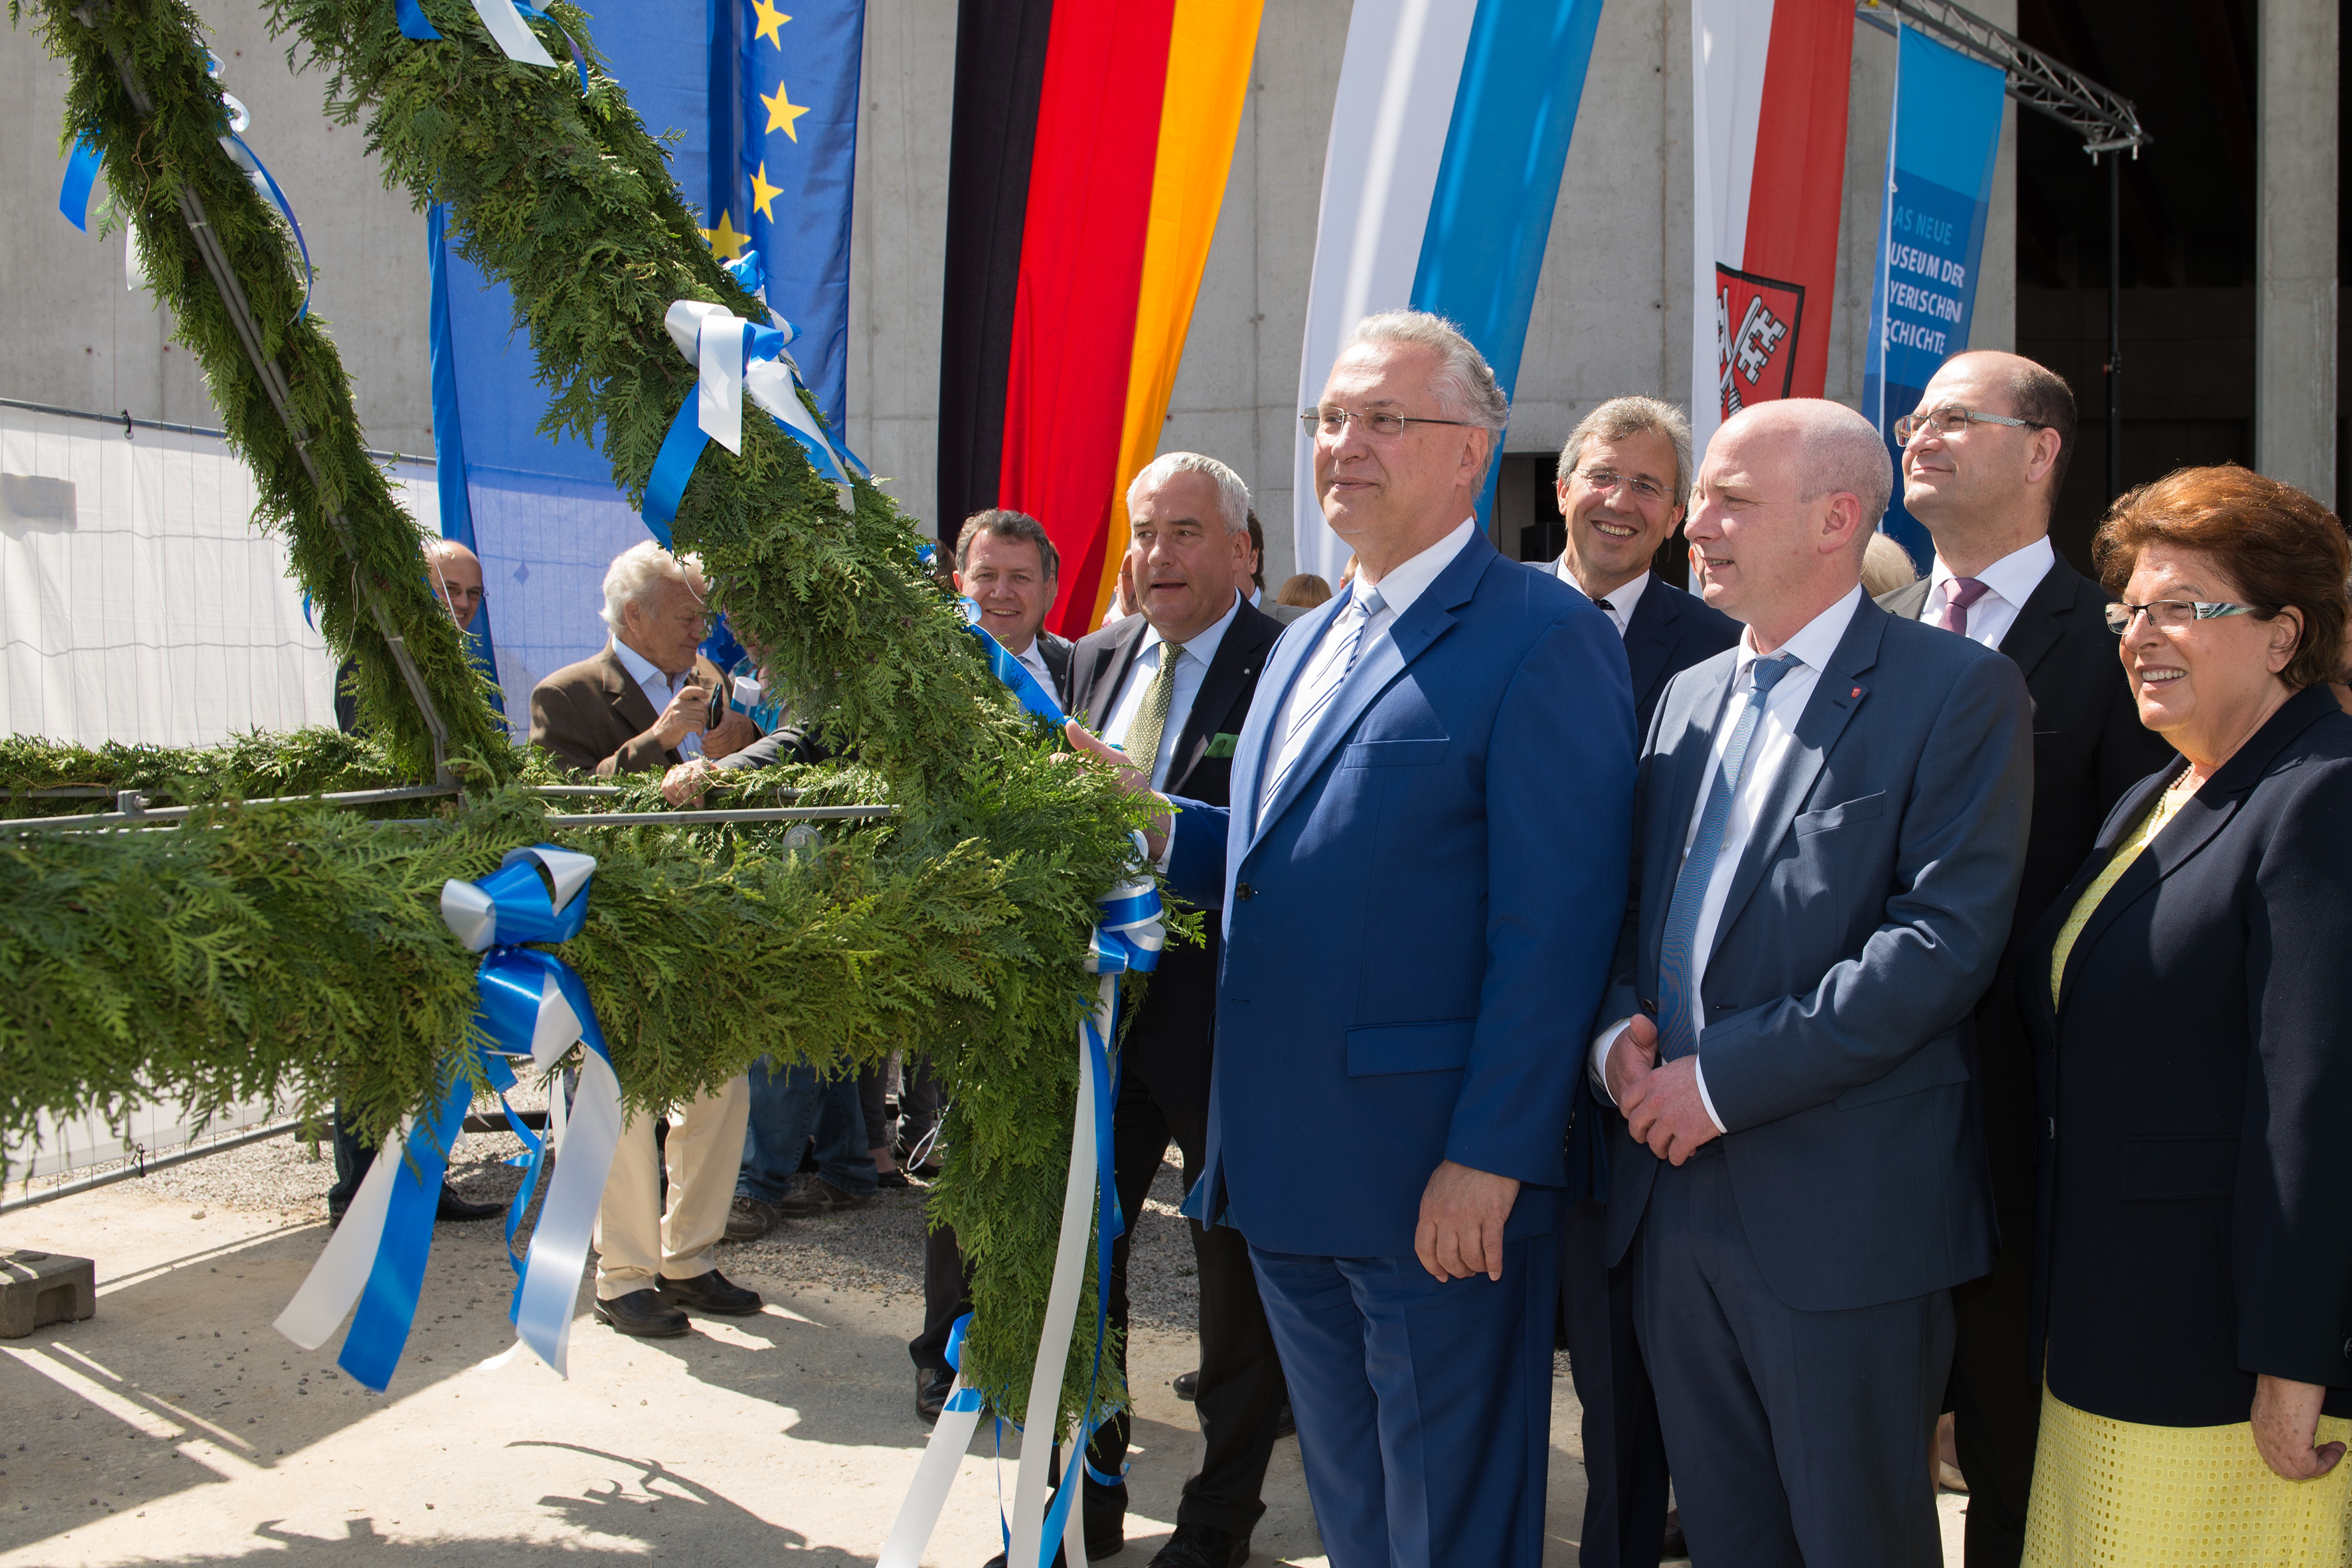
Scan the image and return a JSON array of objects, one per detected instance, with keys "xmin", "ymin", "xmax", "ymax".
[{"xmin": 1864, "ymin": 24, "xmax": 2007, "ymax": 568}]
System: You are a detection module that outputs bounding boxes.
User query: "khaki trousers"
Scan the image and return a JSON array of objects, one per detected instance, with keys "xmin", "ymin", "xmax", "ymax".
[{"xmin": 593, "ymin": 1073, "xmax": 749, "ymax": 1298}]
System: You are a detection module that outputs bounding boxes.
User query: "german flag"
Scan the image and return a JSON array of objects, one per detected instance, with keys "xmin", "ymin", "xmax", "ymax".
[{"xmin": 935, "ymin": 0, "xmax": 1265, "ymax": 639}]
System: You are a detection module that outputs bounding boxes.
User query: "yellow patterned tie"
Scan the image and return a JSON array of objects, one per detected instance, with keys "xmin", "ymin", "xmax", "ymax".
[{"xmin": 1122, "ymin": 644, "xmax": 1182, "ymax": 787}]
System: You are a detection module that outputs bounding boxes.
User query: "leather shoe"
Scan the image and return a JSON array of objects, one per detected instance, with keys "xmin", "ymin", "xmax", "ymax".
[
  {"xmin": 1149, "ymin": 1522, "xmax": 1251, "ymax": 1568},
  {"xmin": 1172, "ymin": 1369, "xmax": 1199, "ymax": 1401},
  {"xmin": 656, "ymin": 1269, "xmax": 762, "ymax": 1316},
  {"xmin": 916, "ymin": 1367, "xmax": 951, "ymax": 1425},
  {"xmin": 1275, "ymin": 1402, "xmax": 1294, "ymax": 1439},
  {"xmin": 435, "ymin": 1187, "xmax": 503, "ymax": 1222},
  {"xmin": 592, "ymin": 1289, "xmax": 690, "ymax": 1338},
  {"xmin": 776, "ymin": 1174, "xmax": 874, "ymax": 1217},
  {"xmin": 725, "ymin": 1194, "xmax": 778, "ymax": 1241},
  {"xmin": 1660, "ymin": 1506, "xmax": 1687, "ymax": 1558}
]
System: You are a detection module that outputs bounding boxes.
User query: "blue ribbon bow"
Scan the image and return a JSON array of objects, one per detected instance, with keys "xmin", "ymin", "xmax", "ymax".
[{"xmin": 329, "ymin": 844, "xmax": 615, "ymax": 1390}]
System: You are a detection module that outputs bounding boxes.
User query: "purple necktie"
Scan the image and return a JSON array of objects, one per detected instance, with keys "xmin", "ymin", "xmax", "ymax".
[{"xmin": 1936, "ymin": 577, "xmax": 1990, "ymax": 635}]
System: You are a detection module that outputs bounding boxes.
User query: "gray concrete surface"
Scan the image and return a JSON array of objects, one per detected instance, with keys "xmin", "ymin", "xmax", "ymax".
[
  {"xmin": 0, "ymin": 1129, "xmax": 1974, "ymax": 1565},
  {"xmin": 2256, "ymin": 0, "xmax": 2339, "ymax": 495}
]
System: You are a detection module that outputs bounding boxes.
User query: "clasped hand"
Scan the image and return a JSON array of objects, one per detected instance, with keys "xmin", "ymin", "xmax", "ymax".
[{"xmin": 1610, "ymin": 1014, "xmax": 1721, "ymax": 1166}]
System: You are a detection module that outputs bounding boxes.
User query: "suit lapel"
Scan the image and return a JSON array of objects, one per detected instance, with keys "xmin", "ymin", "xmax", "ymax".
[
  {"xmin": 598, "ymin": 646, "xmax": 662, "ymax": 735},
  {"xmin": 2053, "ymin": 685, "xmax": 2340, "ymax": 1014},
  {"xmin": 1624, "ymin": 578, "xmax": 1678, "ymax": 711},
  {"xmin": 1248, "ymin": 538, "xmax": 1492, "ymax": 854},
  {"xmin": 1072, "ymin": 617, "xmax": 1149, "ymax": 728},
  {"xmin": 1166, "ymin": 607, "xmax": 1275, "ymax": 799},
  {"xmin": 1706, "ymin": 602, "xmax": 1884, "ymax": 961},
  {"xmin": 1230, "ymin": 595, "xmax": 1335, "ymax": 846},
  {"xmin": 1990, "ymin": 555, "xmax": 2080, "ymax": 683}
]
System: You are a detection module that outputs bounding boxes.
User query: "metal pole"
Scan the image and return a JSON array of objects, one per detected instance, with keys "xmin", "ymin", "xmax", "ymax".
[
  {"xmin": 2106, "ymin": 150, "xmax": 2123, "ymax": 501},
  {"xmin": 1, "ymin": 1119, "xmax": 302, "ymax": 1214}
]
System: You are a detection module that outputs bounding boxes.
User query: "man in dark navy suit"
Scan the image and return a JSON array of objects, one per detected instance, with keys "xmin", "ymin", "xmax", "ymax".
[
  {"xmin": 1549, "ymin": 397, "xmax": 1737, "ymax": 1568},
  {"xmin": 1878, "ymin": 352, "xmax": 2172, "ymax": 1567}
]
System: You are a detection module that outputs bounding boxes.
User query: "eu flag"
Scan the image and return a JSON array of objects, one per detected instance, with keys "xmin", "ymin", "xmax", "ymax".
[{"xmin": 726, "ymin": 0, "xmax": 866, "ymax": 431}]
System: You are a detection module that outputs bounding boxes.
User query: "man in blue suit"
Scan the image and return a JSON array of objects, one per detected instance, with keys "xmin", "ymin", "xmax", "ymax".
[
  {"xmin": 1073, "ymin": 310, "xmax": 1636, "ymax": 1566},
  {"xmin": 1547, "ymin": 395, "xmax": 1737, "ymax": 1568},
  {"xmin": 1593, "ymin": 400, "xmax": 2031, "ymax": 1566}
]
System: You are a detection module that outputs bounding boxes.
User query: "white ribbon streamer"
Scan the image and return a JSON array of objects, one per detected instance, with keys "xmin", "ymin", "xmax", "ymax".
[
  {"xmin": 877, "ymin": 1376, "xmax": 984, "ymax": 1568},
  {"xmin": 273, "ymin": 1120, "xmax": 416, "ymax": 1350},
  {"xmin": 466, "ymin": 0, "xmax": 557, "ymax": 67}
]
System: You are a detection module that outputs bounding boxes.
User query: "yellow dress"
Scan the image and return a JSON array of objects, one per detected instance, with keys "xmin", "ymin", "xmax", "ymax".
[{"xmin": 2026, "ymin": 781, "xmax": 2352, "ymax": 1566}]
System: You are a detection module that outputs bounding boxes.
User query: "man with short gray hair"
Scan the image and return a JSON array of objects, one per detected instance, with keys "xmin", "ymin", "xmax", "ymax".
[
  {"xmin": 1075, "ymin": 309, "xmax": 1637, "ymax": 1565},
  {"xmin": 1592, "ymin": 399, "xmax": 2031, "ymax": 1564},
  {"xmin": 954, "ymin": 509, "xmax": 1074, "ymax": 706}
]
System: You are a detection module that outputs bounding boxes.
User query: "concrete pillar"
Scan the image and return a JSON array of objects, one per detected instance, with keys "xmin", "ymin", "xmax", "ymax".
[
  {"xmin": 2255, "ymin": 0, "xmax": 2338, "ymax": 498},
  {"xmin": 1972, "ymin": 0, "xmax": 2018, "ymax": 354}
]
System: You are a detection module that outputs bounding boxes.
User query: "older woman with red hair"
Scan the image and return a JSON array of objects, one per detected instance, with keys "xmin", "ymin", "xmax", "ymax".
[{"xmin": 2019, "ymin": 465, "xmax": 2352, "ymax": 1563}]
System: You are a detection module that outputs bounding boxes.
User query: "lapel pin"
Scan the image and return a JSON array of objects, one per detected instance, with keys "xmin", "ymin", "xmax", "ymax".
[{"xmin": 1850, "ymin": 686, "xmax": 1861, "ymax": 698}]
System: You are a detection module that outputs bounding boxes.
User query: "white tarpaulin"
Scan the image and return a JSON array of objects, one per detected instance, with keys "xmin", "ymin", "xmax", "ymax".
[{"xmin": 0, "ymin": 402, "xmax": 436, "ymax": 747}]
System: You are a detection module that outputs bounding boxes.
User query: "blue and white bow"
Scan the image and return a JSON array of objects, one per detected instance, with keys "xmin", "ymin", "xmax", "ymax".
[
  {"xmin": 275, "ymin": 844, "xmax": 624, "ymax": 1388},
  {"xmin": 641, "ymin": 253, "xmax": 870, "ymax": 540},
  {"xmin": 882, "ymin": 848, "xmax": 1162, "ymax": 1568}
]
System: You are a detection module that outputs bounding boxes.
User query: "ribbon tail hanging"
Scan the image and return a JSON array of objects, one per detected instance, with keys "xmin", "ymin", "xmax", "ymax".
[
  {"xmin": 466, "ymin": 0, "xmax": 558, "ymax": 68},
  {"xmin": 394, "ymin": 0, "xmax": 443, "ymax": 40},
  {"xmin": 58, "ymin": 134, "xmax": 103, "ymax": 231},
  {"xmin": 877, "ymin": 1314, "xmax": 988, "ymax": 1567}
]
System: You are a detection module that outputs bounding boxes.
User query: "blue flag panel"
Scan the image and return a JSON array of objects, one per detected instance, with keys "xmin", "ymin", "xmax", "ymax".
[{"xmin": 1864, "ymin": 24, "xmax": 2008, "ymax": 567}]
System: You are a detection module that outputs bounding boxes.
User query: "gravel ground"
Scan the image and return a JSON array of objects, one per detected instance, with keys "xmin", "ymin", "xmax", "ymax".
[{"xmin": 12, "ymin": 1103, "xmax": 1210, "ymax": 1336}]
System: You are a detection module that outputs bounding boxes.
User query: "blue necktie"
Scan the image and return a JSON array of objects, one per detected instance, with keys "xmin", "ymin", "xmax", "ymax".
[{"xmin": 1656, "ymin": 653, "xmax": 1799, "ymax": 1061}]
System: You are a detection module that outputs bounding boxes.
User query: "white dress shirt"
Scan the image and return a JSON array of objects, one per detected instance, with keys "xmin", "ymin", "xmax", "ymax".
[
  {"xmin": 1263, "ymin": 517, "xmax": 1478, "ymax": 779},
  {"xmin": 1590, "ymin": 584, "xmax": 1866, "ymax": 1131},
  {"xmin": 612, "ymin": 637, "xmax": 702, "ymax": 759},
  {"xmin": 1011, "ymin": 635, "xmax": 1056, "ymax": 704},
  {"xmin": 1924, "ymin": 535, "xmax": 2054, "ymax": 650},
  {"xmin": 1101, "ymin": 592, "xmax": 1243, "ymax": 789},
  {"xmin": 1555, "ymin": 558, "xmax": 1649, "ymax": 640}
]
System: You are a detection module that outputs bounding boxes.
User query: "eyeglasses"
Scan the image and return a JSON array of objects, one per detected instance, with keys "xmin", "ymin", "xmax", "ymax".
[
  {"xmin": 1575, "ymin": 467, "xmax": 1672, "ymax": 505},
  {"xmin": 1892, "ymin": 405, "xmax": 2051, "ymax": 445},
  {"xmin": 1301, "ymin": 407, "xmax": 1477, "ymax": 439},
  {"xmin": 2103, "ymin": 599, "xmax": 2272, "ymax": 635}
]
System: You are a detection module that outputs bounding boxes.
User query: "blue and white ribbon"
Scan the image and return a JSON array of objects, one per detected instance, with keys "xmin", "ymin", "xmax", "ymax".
[
  {"xmin": 641, "ymin": 255, "xmax": 870, "ymax": 540},
  {"xmin": 215, "ymin": 99, "xmax": 313, "ymax": 323},
  {"xmin": 882, "ymin": 848, "xmax": 1162, "ymax": 1568},
  {"xmin": 58, "ymin": 133, "xmax": 103, "ymax": 231},
  {"xmin": 275, "ymin": 844, "xmax": 624, "ymax": 1388},
  {"xmin": 393, "ymin": 0, "xmax": 589, "ymax": 90}
]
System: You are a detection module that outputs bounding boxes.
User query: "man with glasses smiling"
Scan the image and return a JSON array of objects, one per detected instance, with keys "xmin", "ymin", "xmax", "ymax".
[
  {"xmin": 1879, "ymin": 351, "xmax": 2172, "ymax": 1568},
  {"xmin": 1549, "ymin": 396, "xmax": 1737, "ymax": 1568}
]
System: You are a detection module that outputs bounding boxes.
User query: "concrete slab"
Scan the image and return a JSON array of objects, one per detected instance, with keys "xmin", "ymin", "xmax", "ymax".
[{"xmin": 0, "ymin": 1172, "xmax": 1967, "ymax": 1565}]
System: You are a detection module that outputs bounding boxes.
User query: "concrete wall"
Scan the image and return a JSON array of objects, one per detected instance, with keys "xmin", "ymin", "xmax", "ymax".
[
  {"xmin": 2254, "ymin": 0, "xmax": 2339, "ymax": 496},
  {"xmin": 7, "ymin": 0, "xmax": 2031, "ymax": 583},
  {"xmin": 3, "ymin": 3, "xmax": 435, "ymax": 454}
]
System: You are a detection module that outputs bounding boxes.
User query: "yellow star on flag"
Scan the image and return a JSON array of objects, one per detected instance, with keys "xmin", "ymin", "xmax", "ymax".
[
  {"xmin": 702, "ymin": 209, "xmax": 748, "ymax": 260},
  {"xmin": 749, "ymin": 162, "xmax": 784, "ymax": 223},
  {"xmin": 751, "ymin": 0, "xmax": 790, "ymax": 48},
  {"xmin": 761, "ymin": 82, "xmax": 812, "ymax": 142}
]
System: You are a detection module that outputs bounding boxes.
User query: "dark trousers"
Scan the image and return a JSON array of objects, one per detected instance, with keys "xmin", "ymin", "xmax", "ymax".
[
  {"xmin": 1560, "ymin": 1198, "xmax": 1672, "ymax": 1568},
  {"xmin": 327, "ymin": 1104, "xmax": 373, "ymax": 1215},
  {"xmin": 1948, "ymin": 1206, "xmax": 2037, "ymax": 1568},
  {"xmin": 858, "ymin": 1055, "xmax": 943, "ymax": 1160},
  {"xmin": 1631, "ymin": 1146, "xmax": 1953, "ymax": 1568},
  {"xmin": 910, "ymin": 1069, "xmax": 1287, "ymax": 1537},
  {"xmin": 1252, "ymin": 1236, "xmax": 1557, "ymax": 1567}
]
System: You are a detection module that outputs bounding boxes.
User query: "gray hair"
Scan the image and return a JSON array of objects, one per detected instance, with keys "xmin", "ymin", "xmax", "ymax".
[
  {"xmin": 1558, "ymin": 396, "xmax": 1693, "ymax": 501},
  {"xmin": 955, "ymin": 509, "xmax": 1061, "ymax": 580},
  {"xmin": 600, "ymin": 540, "xmax": 704, "ymax": 630},
  {"xmin": 1340, "ymin": 310, "xmax": 1510, "ymax": 434},
  {"xmin": 1125, "ymin": 451, "xmax": 1251, "ymax": 534}
]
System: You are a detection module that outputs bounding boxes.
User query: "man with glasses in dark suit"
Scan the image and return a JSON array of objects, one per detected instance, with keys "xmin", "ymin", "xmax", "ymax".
[{"xmin": 1879, "ymin": 352, "xmax": 2173, "ymax": 1567}]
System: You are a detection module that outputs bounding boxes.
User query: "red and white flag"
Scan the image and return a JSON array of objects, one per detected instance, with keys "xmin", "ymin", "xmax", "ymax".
[{"xmin": 1688, "ymin": 0, "xmax": 1856, "ymax": 461}]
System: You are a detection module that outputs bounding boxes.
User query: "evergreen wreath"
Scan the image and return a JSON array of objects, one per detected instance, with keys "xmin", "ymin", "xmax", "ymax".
[{"xmin": 8, "ymin": 0, "xmax": 1168, "ymax": 1431}]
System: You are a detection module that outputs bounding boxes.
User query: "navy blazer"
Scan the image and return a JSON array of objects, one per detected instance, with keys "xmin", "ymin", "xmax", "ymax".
[
  {"xmin": 1598, "ymin": 595, "xmax": 2032, "ymax": 1312},
  {"xmin": 2023, "ymin": 684, "xmax": 2352, "ymax": 1426},
  {"xmin": 1555, "ymin": 560, "xmax": 1743, "ymax": 735},
  {"xmin": 1165, "ymin": 532, "xmax": 1636, "ymax": 1258}
]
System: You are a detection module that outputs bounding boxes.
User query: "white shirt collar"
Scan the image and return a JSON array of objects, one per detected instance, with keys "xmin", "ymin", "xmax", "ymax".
[
  {"xmin": 1359, "ymin": 517, "xmax": 1478, "ymax": 619},
  {"xmin": 1554, "ymin": 557, "xmax": 1649, "ymax": 635},
  {"xmin": 1927, "ymin": 535, "xmax": 2055, "ymax": 608},
  {"xmin": 1735, "ymin": 584, "xmax": 1865, "ymax": 678},
  {"xmin": 1135, "ymin": 589, "xmax": 1244, "ymax": 669},
  {"xmin": 611, "ymin": 636, "xmax": 680, "ymax": 689}
]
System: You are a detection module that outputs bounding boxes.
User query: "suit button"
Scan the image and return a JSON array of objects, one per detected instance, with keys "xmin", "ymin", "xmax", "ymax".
[
  {"xmin": 1235, "ymin": 882, "xmax": 1255, "ymax": 901},
  {"xmin": 1642, "ymin": 998, "xmax": 1658, "ymax": 1012}
]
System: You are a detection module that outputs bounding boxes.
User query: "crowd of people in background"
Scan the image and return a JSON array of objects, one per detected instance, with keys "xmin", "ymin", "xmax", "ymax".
[{"xmin": 339, "ymin": 310, "xmax": 2351, "ymax": 1568}]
